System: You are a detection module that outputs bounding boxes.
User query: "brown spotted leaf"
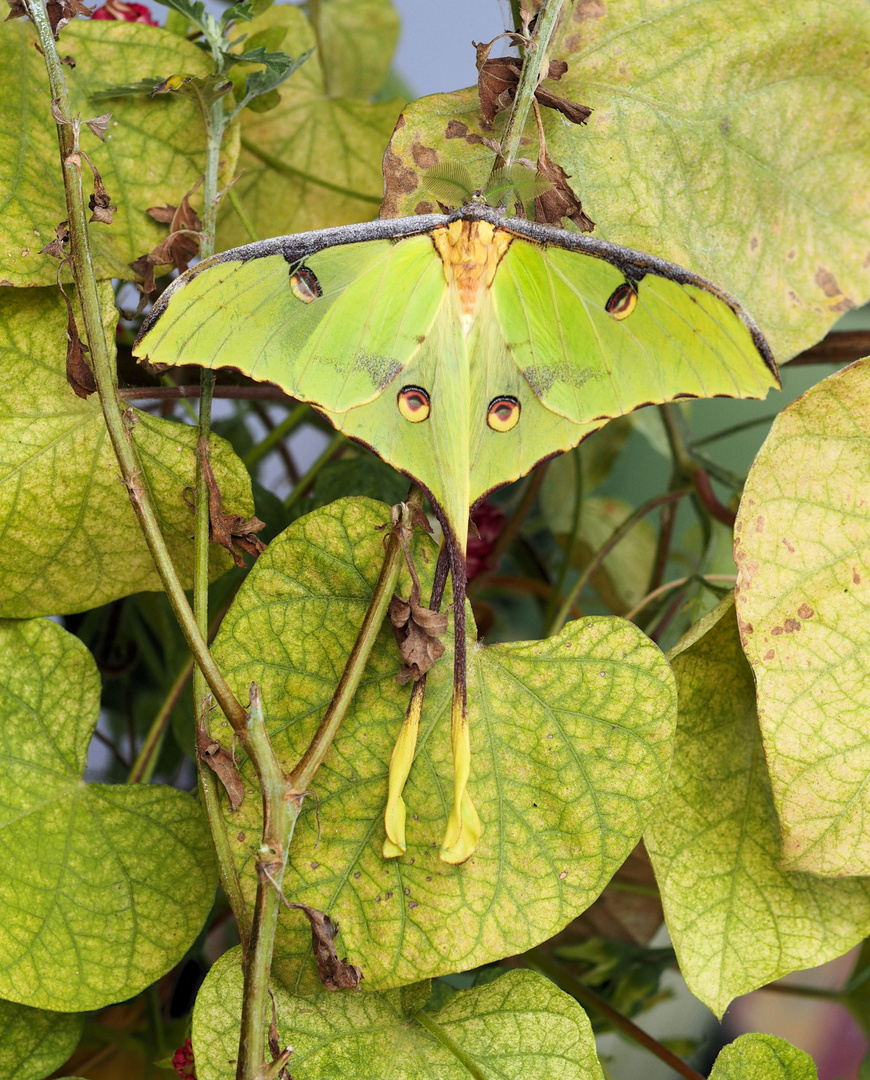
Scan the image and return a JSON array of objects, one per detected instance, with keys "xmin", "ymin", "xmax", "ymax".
[{"xmin": 734, "ymin": 358, "xmax": 870, "ymax": 875}]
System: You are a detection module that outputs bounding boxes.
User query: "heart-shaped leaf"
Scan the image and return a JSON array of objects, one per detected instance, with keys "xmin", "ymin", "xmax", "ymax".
[
  {"xmin": 0, "ymin": 19, "xmax": 239, "ymax": 287},
  {"xmin": 0, "ymin": 284, "xmax": 255, "ymax": 617},
  {"xmin": 645, "ymin": 597, "xmax": 870, "ymax": 1017},
  {"xmin": 0, "ymin": 617, "xmax": 217, "ymax": 1010},
  {"xmin": 0, "ymin": 998, "xmax": 82, "ymax": 1080},
  {"xmin": 735, "ymin": 358, "xmax": 870, "ymax": 875},
  {"xmin": 192, "ymin": 946, "xmax": 605, "ymax": 1080},
  {"xmin": 709, "ymin": 1033, "xmax": 818, "ymax": 1080},
  {"xmin": 209, "ymin": 497, "xmax": 676, "ymax": 991},
  {"xmin": 217, "ymin": 5, "xmax": 403, "ymax": 248},
  {"xmin": 384, "ymin": 0, "xmax": 870, "ymax": 360}
]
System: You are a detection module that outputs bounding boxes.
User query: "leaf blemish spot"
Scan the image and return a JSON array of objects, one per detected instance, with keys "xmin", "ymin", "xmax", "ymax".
[
  {"xmin": 797, "ymin": 603, "xmax": 814, "ymax": 619},
  {"xmin": 764, "ymin": 649, "xmax": 775, "ymax": 660}
]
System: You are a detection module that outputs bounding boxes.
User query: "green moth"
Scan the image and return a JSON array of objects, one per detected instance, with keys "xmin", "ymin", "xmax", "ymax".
[{"xmin": 134, "ymin": 203, "xmax": 779, "ymax": 864}]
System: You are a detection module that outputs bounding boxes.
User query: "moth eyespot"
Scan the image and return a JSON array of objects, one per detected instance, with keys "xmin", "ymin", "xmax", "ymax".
[
  {"xmin": 605, "ymin": 282, "xmax": 638, "ymax": 320},
  {"xmin": 487, "ymin": 396, "xmax": 520, "ymax": 432},
  {"xmin": 398, "ymin": 385, "xmax": 431, "ymax": 423},
  {"xmin": 289, "ymin": 266, "xmax": 322, "ymax": 304}
]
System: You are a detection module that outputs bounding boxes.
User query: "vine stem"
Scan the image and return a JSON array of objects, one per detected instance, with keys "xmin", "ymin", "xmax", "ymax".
[
  {"xmin": 27, "ymin": 0, "xmax": 247, "ymax": 734},
  {"xmin": 525, "ymin": 951, "xmax": 706, "ymax": 1080},
  {"xmin": 492, "ymin": 0, "xmax": 565, "ymax": 172},
  {"xmin": 238, "ymin": 496, "xmax": 422, "ymax": 1079},
  {"xmin": 547, "ymin": 487, "xmax": 690, "ymax": 637}
]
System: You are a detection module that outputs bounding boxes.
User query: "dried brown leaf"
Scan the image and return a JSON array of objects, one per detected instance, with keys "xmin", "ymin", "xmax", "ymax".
[
  {"xmin": 6, "ymin": 0, "xmax": 28, "ymax": 21},
  {"xmin": 59, "ymin": 287, "xmax": 96, "ymax": 399},
  {"xmin": 39, "ymin": 220, "xmax": 69, "ymax": 259},
  {"xmin": 85, "ymin": 111, "xmax": 112, "ymax": 141},
  {"xmin": 88, "ymin": 168, "xmax": 117, "ymax": 225},
  {"xmin": 50, "ymin": 97, "xmax": 69, "ymax": 125},
  {"xmin": 196, "ymin": 726, "xmax": 244, "ymax": 811},
  {"xmin": 285, "ymin": 904, "xmax": 363, "ymax": 991},
  {"xmin": 477, "ymin": 51, "xmax": 591, "ymax": 127},
  {"xmin": 533, "ymin": 104, "xmax": 594, "ymax": 231},
  {"xmin": 198, "ymin": 446, "xmax": 266, "ymax": 568}
]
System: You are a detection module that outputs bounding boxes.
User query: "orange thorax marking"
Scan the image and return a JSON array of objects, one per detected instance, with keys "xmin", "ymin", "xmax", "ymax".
[{"xmin": 432, "ymin": 219, "xmax": 512, "ymax": 325}]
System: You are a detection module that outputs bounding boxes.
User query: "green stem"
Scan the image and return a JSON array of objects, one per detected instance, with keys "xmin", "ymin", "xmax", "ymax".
[
  {"xmin": 548, "ymin": 488, "xmax": 690, "ymax": 637},
  {"xmin": 290, "ymin": 491, "xmax": 423, "ymax": 792},
  {"xmin": 525, "ymin": 951, "xmax": 705, "ymax": 1080},
  {"xmin": 228, "ymin": 185, "xmax": 261, "ymax": 243},
  {"xmin": 127, "ymin": 659, "xmax": 192, "ymax": 784},
  {"xmin": 492, "ymin": 0, "xmax": 564, "ymax": 172},
  {"xmin": 27, "ymin": 0, "xmax": 247, "ymax": 735},
  {"xmin": 243, "ymin": 403, "xmax": 308, "ymax": 468},
  {"xmin": 193, "ymin": 372, "xmax": 216, "ymax": 724},
  {"xmin": 236, "ymin": 687, "xmax": 301, "ymax": 1080},
  {"xmin": 283, "ymin": 431, "xmax": 345, "ymax": 511},
  {"xmin": 240, "ymin": 136, "xmax": 382, "ymax": 205},
  {"xmin": 200, "ymin": 97, "xmax": 225, "ymax": 261},
  {"xmin": 543, "ymin": 450, "xmax": 582, "ymax": 629}
]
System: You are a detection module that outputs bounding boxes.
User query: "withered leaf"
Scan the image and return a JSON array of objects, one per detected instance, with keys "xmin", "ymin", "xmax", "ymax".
[
  {"xmin": 85, "ymin": 111, "xmax": 112, "ymax": 141},
  {"xmin": 44, "ymin": 0, "xmax": 94, "ymax": 34},
  {"xmin": 285, "ymin": 904, "xmax": 363, "ymax": 991},
  {"xmin": 532, "ymin": 104, "xmax": 594, "ymax": 231},
  {"xmin": 389, "ymin": 593, "xmax": 447, "ymax": 684},
  {"xmin": 50, "ymin": 97, "xmax": 69, "ymax": 125},
  {"xmin": 129, "ymin": 253, "xmax": 157, "ymax": 298},
  {"xmin": 88, "ymin": 168, "xmax": 117, "ymax": 225},
  {"xmin": 39, "ymin": 220, "xmax": 69, "ymax": 259},
  {"xmin": 477, "ymin": 51, "xmax": 591, "ymax": 127},
  {"xmin": 59, "ymin": 289, "xmax": 96, "ymax": 399},
  {"xmin": 6, "ymin": 0, "xmax": 28, "ymax": 21},
  {"xmin": 196, "ymin": 445, "xmax": 267, "ymax": 568},
  {"xmin": 131, "ymin": 182, "xmax": 204, "ymax": 302},
  {"xmin": 196, "ymin": 725, "xmax": 244, "ymax": 811}
]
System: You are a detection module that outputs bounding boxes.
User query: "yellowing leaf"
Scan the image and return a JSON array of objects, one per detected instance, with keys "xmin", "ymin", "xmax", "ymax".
[
  {"xmin": 709, "ymin": 1033, "xmax": 818, "ymax": 1080},
  {"xmin": 0, "ymin": 618, "xmax": 217, "ymax": 1010},
  {"xmin": 209, "ymin": 497, "xmax": 676, "ymax": 991},
  {"xmin": 735, "ymin": 358, "xmax": 870, "ymax": 875},
  {"xmin": 646, "ymin": 598, "xmax": 870, "ymax": 1017},
  {"xmin": 384, "ymin": 0, "xmax": 870, "ymax": 360},
  {"xmin": 311, "ymin": 0, "xmax": 400, "ymax": 99},
  {"xmin": 0, "ymin": 20, "xmax": 239, "ymax": 287},
  {"xmin": 193, "ymin": 948, "xmax": 605, "ymax": 1080},
  {"xmin": 0, "ymin": 285, "xmax": 254, "ymax": 617},
  {"xmin": 0, "ymin": 999, "xmax": 82, "ymax": 1080},
  {"xmin": 218, "ymin": 5, "xmax": 402, "ymax": 247}
]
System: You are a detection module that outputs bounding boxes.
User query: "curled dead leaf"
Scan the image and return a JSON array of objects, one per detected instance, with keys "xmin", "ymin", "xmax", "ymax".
[
  {"xmin": 188, "ymin": 444, "xmax": 267, "ymax": 568},
  {"xmin": 85, "ymin": 111, "xmax": 112, "ymax": 141},
  {"xmin": 196, "ymin": 725, "xmax": 244, "ymax": 811},
  {"xmin": 475, "ymin": 46, "xmax": 591, "ymax": 127},
  {"xmin": 389, "ymin": 593, "xmax": 447, "ymax": 683},
  {"xmin": 284, "ymin": 904, "xmax": 363, "ymax": 991},
  {"xmin": 58, "ymin": 281, "xmax": 96, "ymax": 399},
  {"xmin": 532, "ymin": 102, "xmax": 594, "ymax": 231},
  {"xmin": 39, "ymin": 220, "xmax": 69, "ymax": 259}
]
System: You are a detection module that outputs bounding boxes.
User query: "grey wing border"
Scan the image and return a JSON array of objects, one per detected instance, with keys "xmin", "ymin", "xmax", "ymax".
[{"xmin": 134, "ymin": 205, "xmax": 778, "ymax": 385}]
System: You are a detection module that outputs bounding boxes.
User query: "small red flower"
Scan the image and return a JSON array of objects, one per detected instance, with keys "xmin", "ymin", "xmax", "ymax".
[
  {"xmin": 171, "ymin": 1038, "xmax": 196, "ymax": 1079},
  {"xmin": 92, "ymin": 0, "xmax": 158, "ymax": 23},
  {"xmin": 466, "ymin": 501, "xmax": 506, "ymax": 580}
]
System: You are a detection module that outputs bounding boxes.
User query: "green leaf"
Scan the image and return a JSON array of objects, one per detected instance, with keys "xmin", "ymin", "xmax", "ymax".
[
  {"xmin": 218, "ymin": 5, "xmax": 402, "ymax": 246},
  {"xmin": 0, "ymin": 618, "xmax": 217, "ymax": 1011},
  {"xmin": 709, "ymin": 1033, "xmax": 818, "ymax": 1080},
  {"xmin": 0, "ymin": 998, "xmax": 82, "ymax": 1080},
  {"xmin": 209, "ymin": 497, "xmax": 676, "ymax": 991},
  {"xmin": 0, "ymin": 285, "xmax": 255, "ymax": 617},
  {"xmin": 384, "ymin": 0, "xmax": 870, "ymax": 360},
  {"xmin": 309, "ymin": 451, "xmax": 410, "ymax": 509},
  {"xmin": 735, "ymin": 357, "xmax": 870, "ymax": 875},
  {"xmin": 310, "ymin": 0, "xmax": 400, "ymax": 99},
  {"xmin": 193, "ymin": 947, "xmax": 605, "ymax": 1080},
  {"xmin": 0, "ymin": 19, "xmax": 240, "ymax": 287},
  {"xmin": 645, "ymin": 597, "xmax": 870, "ymax": 1018},
  {"xmin": 224, "ymin": 47, "xmax": 313, "ymax": 123}
]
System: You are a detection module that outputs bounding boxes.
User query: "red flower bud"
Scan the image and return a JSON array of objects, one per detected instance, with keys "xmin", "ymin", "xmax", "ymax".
[
  {"xmin": 171, "ymin": 1038, "xmax": 196, "ymax": 1079},
  {"xmin": 466, "ymin": 501, "xmax": 506, "ymax": 580}
]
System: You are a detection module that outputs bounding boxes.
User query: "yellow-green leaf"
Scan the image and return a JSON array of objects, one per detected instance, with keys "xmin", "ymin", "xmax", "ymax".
[
  {"xmin": 209, "ymin": 497, "xmax": 676, "ymax": 991},
  {"xmin": 193, "ymin": 947, "xmax": 605, "ymax": 1080},
  {"xmin": 0, "ymin": 19, "xmax": 239, "ymax": 287},
  {"xmin": 218, "ymin": 6, "xmax": 402, "ymax": 247},
  {"xmin": 735, "ymin": 358, "xmax": 870, "ymax": 875},
  {"xmin": 0, "ymin": 998, "xmax": 82, "ymax": 1080},
  {"xmin": 0, "ymin": 285, "xmax": 254, "ymax": 617},
  {"xmin": 311, "ymin": 0, "xmax": 400, "ymax": 99},
  {"xmin": 385, "ymin": 0, "xmax": 870, "ymax": 360},
  {"xmin": 646, "ymin": 598, "xmax": 870, "ymax": 1017},
  {"xmin": 0, "ymin": 618, "xmax": 217, "ymax": 1011},
  {"xmin": 709, "ymin": 1033, "xmax": 818, "ymax": 1080}
]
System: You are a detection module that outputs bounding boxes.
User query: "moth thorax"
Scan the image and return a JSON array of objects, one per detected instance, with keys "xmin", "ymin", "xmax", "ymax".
[{"xmin": 432, "ymin": 220, "xmax": 512, "ymax": 331}]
